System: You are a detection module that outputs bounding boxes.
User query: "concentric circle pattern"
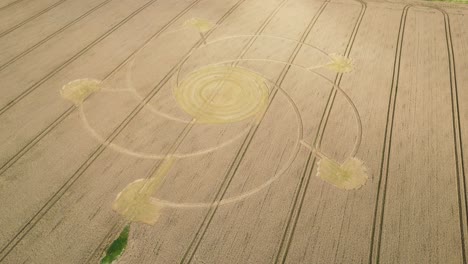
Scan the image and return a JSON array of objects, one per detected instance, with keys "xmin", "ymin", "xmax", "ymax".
[{"xmin": 173, "ymin": 65, "xmax": 270, "ymax": 124}]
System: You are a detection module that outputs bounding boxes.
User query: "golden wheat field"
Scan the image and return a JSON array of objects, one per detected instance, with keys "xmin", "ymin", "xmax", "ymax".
[{"xmin": 1, "ymin": 0, "xmax": 468, "ymax": 263}]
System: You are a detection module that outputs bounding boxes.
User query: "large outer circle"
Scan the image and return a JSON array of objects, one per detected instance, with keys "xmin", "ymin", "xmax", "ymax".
[{"xmin": 83, "ymin": 33, "xmax": 362, "ymax": 208}]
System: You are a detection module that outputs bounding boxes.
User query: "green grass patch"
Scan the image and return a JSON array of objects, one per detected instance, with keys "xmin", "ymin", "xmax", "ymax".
[{"xmin": 101, "ymin": 225, "xmax": 130, "ymax": 264}]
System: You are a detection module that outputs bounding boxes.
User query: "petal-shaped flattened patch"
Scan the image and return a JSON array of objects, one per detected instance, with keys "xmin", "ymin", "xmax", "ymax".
[
  {"xmin": 61, "ymin": 79, "xmax": 101, "ymax": 106},
  {"xmin": 326, "ymin": 53, "xmax": 354, "ymax": 73},
  {"xmin": 184, "ymin": 17, "xmax": 214, "ymax": 33},
  {"xmin": 112, "ymin": 179, "xmax": 161, "ymax": 225},
  {"xmin": 317, "ymin": 157, "xmax": 368, "ymax": 190},
  {"xmin": 112, "ymin": 158, "xmax": 174, "ymax": 225}
]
